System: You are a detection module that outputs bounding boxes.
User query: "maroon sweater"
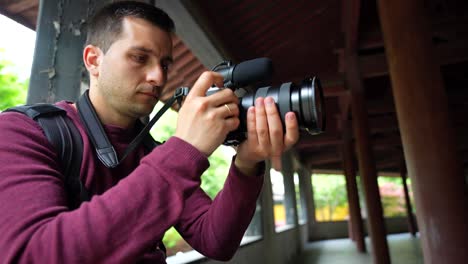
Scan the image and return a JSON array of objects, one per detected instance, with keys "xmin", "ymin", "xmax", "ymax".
[{"xmin": 0, "ymin": 101, "xmax": 264, "ymax": 263}]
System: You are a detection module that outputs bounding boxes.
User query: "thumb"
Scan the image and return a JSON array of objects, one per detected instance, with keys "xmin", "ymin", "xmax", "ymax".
[{"xmin": 186, "ymin": 71, "xmax": 225, "ymax": 99}]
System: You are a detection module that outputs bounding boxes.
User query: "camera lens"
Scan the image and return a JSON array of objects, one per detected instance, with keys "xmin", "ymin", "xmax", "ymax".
[
  {"xmin": 224, "ymin": 76, "xmax": 326, "ymax": 145},
  {"xmin": 291, "ymin": 77, "xmax": 325, "ymax": 135}
]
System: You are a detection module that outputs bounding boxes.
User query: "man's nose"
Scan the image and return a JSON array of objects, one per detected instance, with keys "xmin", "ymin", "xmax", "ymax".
[{"xmin": 146, "ymin": 65, "xmax": 166, "ymax": 86}]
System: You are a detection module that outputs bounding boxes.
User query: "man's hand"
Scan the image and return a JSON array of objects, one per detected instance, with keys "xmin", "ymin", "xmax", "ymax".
[
  {"xmin": 235, "ymin": 96, "xmax": 300, "ymax": 176},
  {"xmin": 174, "ymin": 71, "xmax": 240, "ymax": 156}
]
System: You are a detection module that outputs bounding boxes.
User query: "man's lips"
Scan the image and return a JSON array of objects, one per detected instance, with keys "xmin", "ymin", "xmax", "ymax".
[{"xmin": 139, "ymin": 91, "xmax": 158, "ymax": 98}]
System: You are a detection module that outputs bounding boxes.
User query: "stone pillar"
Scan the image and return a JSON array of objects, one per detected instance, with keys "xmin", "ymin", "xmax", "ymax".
[
  {"xmin": 261, "ymin": 162, "xmax": 280, "ymax": 264},
  {"xmin": 378, "ymin": 0, "xmax": 468, "ymax": 262},
  {"xmin": 282, "ymin": 153, "xmax": 298, "ymax": 226},
  {"xmin": 28, "ymin": 0, "xmax": 157, "ymax": 103},
  {"xmin": 28, "ymin": 0, "xmax": 105, "ymax": 103}
]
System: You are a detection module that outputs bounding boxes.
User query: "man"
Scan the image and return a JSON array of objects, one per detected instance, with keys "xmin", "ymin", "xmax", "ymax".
[{"xmin": 0, "ymin": 1, "xmax": 299, "ymax": 263}]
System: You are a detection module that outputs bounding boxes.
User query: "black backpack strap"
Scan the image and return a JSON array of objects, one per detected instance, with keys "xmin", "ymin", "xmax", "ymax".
[
  {"xmin": 5, "ymin": 104, "xmax": 89, "ymax": 209},
  {"xmin": 76, "ymin": 89, "xmax": 185, "ymax": 168}
]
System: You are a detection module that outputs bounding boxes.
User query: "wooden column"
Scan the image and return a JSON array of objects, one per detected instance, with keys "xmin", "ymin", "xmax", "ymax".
[
  {"xmin": 347, "ymin": 212, "xmax": 355, "ymax": 241},
  {"xmin": 378, "ymin": 0, "xmax": 468, "ymax": 263},
  {"xmin": 298, "ymin": 167, "xmax": 316, "ymax": 241},
  {"xmin": 347, "ymin": 53, "xmax": 390, "ymax": 264},
  {"xmin": 400, "ymin": 166, "xmax": 417, "ymax": 236},
  {"xmin": 342, "ymin": 120, "xmax": 366, "ymax": 252}
]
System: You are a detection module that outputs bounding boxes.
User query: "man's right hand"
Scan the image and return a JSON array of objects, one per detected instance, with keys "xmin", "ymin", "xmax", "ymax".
[{"xmin": 174, "ymin": 71, "xmax": 240, "ymax": 157}]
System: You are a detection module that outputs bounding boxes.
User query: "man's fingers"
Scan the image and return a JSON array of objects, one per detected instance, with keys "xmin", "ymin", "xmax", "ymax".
[
  {"xmin": 255, "ymin": 97, "xmax": 270, "ymax": 148},
  {"xmin": 246, "ymin": 106, "xmax": 258, "ymax": 145},
  {"xmin": 264, "ymin": 97, "xmax": 284, "ymax": 156},
  {"xmin": 225, "ymin": 116, "xmax": 240, "ymax": 132},
  {"xmin": 186, "ymin": 71, "xmax": 224, "ymax": 99},
  {"xmin": 210, "ymin": 88, "xmax": 239, "ymax": 107},
  {"xmin": 284, "ymin": 112, "xmax": 299, "ymax": 149},
  {"xmin": 222, "ymin": 103, "xmax": 239, "ymax": 118}
]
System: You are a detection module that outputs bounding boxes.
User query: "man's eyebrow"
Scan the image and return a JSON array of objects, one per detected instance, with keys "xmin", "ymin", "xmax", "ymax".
[
  {"xmin": 129, "ymin": 46, "xmax": 152, "ymax": 53},
  {"xmin": 129, "ymin": 46, "xmax": 173, "ymax": 62}
]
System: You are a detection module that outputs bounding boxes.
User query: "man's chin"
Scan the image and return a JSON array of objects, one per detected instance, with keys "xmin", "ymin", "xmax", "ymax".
[{"xmin": 132, "ymin": 103, "xmax": 157, "ymax": 118}]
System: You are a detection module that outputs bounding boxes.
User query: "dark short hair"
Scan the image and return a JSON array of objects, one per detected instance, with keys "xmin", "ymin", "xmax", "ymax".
[{"xmin": 85, "ymin": 1, "xmax": 175, "ymax": 53}]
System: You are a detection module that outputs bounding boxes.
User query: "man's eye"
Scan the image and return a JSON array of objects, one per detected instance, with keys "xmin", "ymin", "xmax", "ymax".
[
  {"xmin": 162, "ymin": 62, "xmax": 172, "ymax": 72},
  {"xmin": 132, "ymin": 55, "xmax": 147, "ymax": 63}
]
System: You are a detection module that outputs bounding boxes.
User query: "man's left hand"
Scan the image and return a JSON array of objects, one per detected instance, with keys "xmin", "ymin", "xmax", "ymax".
[{"xmin": 235, "ymin": 96, "xmax": 299, "ymax": 176}]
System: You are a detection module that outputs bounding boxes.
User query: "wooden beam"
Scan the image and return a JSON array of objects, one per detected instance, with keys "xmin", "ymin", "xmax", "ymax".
[
  {"xmin": 368, "ymin": 100, "xmax": 395, "ymax": 115},
  {"xmin": 6, "ymin": 0, "xmax": 38, "ymax": 14},
  {"xmin": 296, "ymin": 135, "xmax": 342, "ymax": 150},
  {"xmin": 0, "ymin": 6, "xmax": 36, "ymax": 30},
  {"xmin": 372, "ymin": 133, "xmax": 402, "ymax": 150},
  {"xmin": 342, "ymin": 0, "xmax": 361, "ymax": 52},
  {"xmin": 358, "ymin": 17, "xmax": 468, "ymax": 50},
  {"xmin": 307, "ymin": 151, "xmax": 341, "ymax": 167},
  {"xmin": 359, "ymin": 40, "xmax": 468, "ymax": 78},
  {"xmin": 374, "ymin": 149, "xmax": 405, "ymax": 170},
  {"xmin": 368, "ymin": 115, "xmax": 399, "ymax": 133}
]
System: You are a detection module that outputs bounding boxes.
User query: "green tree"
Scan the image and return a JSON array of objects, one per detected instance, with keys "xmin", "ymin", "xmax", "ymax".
[
  {"xmin": 0, "ymin": 49, "xmax": 28, "ymax": 110},
  {"xmin": 312, "ymin": 174, "xmax": 348, "ymax": 221}
]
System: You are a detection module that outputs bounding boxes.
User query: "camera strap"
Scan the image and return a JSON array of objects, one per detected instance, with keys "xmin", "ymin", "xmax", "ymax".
[{"xmin": 77, "ymin": 87, "xmax": 189, "ymax": 168}]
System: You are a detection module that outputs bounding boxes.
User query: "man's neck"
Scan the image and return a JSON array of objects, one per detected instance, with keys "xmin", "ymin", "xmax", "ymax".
[{"xmin": 87, "ymin": 90, "xmax": 136, "ymax": 129}]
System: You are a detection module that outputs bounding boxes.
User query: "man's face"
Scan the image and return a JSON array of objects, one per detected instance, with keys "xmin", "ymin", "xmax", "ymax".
[{"xmin": 95, "ymin": 17, "xmax": 173, "ymax": 123}]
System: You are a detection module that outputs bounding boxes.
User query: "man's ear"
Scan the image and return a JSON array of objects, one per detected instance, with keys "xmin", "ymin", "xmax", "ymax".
[{"xmin": 83, "ymin": 45, "xmax": 102, "ymax": 77}]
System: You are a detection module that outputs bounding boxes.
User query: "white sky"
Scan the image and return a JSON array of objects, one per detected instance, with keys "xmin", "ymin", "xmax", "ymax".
[{"xmin": 0, "ymin": 14, "xmax": 36, "ymax": 80}]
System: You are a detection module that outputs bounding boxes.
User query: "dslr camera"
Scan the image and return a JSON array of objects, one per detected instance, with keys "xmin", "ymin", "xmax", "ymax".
[{"xmin": 208, "ymin": 57, "xmax": 326, "ymax": 145}]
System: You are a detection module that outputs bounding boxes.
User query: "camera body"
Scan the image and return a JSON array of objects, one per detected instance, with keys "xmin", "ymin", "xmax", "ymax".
[{"xmin": 210, "ymin": 58, "xmax": 326, "ymax": 146}]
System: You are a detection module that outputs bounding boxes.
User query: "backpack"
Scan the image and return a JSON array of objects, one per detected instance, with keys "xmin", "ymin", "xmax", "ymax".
[
  {"xmin": 5, "ymin": 104, "xmax": 88, "ymax": 209},
  {"xmin": 5, "ymin": 103, "xmax": 160, "ymax": 209},
  {"xmin": 3, "ymin": 88, "xmax": 189, "ymax": 209},
  {"xmin": 4, "ymin": 103, "xmax": 169, "ymax": 255},
  {"xmin": 3, "ymin": 88, "xmax": 190, "ymax": 256}
]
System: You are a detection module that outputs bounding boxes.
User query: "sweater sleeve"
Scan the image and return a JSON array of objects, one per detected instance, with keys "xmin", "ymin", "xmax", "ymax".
[
  {"xmin": 174, "ymin": 156, "xmax": 265, "ymax": 261},
  {"xmin": 0, "ymin": 113, "xmax": 209, "ymax": 263}
]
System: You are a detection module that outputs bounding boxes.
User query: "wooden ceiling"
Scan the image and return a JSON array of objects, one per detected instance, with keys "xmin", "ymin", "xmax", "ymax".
[{"xmin": 1, "ymin": 0, "xmax": 468, "ymax": 173}]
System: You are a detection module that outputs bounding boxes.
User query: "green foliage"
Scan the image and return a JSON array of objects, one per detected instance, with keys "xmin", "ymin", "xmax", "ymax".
[
  {"xmin": 354, "ymin": 175, "xmax": 413, "ymax": 219},
  {"xmin": 312, "ymin": 174, "xmax": 348, "ymax": 221},
  {"xmin": 201, "ymin": 148, "xmax": 229, "ymax": 199},
  {"xmin": 0, "ymin": 49, "xmax": 28, "ymax": 110},
  {"xmin": 162, "ymin": 227, "xmax": 182, "ymax": 248}
]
